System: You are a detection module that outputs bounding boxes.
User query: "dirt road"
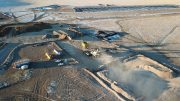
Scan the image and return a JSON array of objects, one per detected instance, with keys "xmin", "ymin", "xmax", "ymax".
[{"xmin": 56, "ymin": 41, "xmax": 102, "ymax": 71}]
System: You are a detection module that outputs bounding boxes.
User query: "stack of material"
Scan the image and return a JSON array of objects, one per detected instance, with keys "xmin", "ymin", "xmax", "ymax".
[
  {"xmin": 53, "ymin": 30, "xmax": 71, "ymax": 40},
  {"xmin": 13, "ymin": 59, "xmax": 30, "ymax": 70}
]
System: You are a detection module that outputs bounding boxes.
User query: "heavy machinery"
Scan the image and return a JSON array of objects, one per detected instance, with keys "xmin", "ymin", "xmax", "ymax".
[
  {"xmin": 45, "ymin": 49, "xmax": 62, "ymax": 60},
  {"xmin": 84, "ymin": 48, "xmax": 100, "ymax": 57},
  {"xmin": 81, "ymin": 41, "xmax": 88, "ymax": 49}
]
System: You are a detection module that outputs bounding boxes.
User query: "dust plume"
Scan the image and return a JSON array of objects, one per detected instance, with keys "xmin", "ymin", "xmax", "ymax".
[{"xmin": 98, "ymin": 53, "xmax": 168, "ymax": 101}]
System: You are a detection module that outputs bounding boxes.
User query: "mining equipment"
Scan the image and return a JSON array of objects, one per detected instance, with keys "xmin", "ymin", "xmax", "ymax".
[
  {"xmin": 81, "ymin": 41, "xmax": 88, "ymax": 49},
  {"xmin": 45, "ymin": 49, "xmax": 62, "ymax": 60}
]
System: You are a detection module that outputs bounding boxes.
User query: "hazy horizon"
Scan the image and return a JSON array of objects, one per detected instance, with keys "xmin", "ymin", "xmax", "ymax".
[{"xmin": 0, "ymin": 0, "xmax": 179, "ymax": 11}]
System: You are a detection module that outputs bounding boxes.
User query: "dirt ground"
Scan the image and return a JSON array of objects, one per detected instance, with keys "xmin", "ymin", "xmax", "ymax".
[
  {"xmin": 18, "ymin": 41, "xmax": 71, "ymax": 60},
  {"xmin": 0, "ymin": 6, "xmax": 180, "ymax": 101},
  {"xmin": 0, "ymin": 67, "xmax": 118, "ymax": 101},
  {"xmin": 19, "ymin": 45, "xmax": 48, "ymax": 61}
]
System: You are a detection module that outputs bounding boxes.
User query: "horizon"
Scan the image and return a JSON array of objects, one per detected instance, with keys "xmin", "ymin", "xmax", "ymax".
[{"xmin": 0, "ymin": 0, "xmax": 179, "ymax": 12}]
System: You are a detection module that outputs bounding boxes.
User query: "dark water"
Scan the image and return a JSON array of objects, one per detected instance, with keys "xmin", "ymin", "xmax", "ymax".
[{"xmin": 0, "ymin": 0, "xmax": 30, "ymax": 7}]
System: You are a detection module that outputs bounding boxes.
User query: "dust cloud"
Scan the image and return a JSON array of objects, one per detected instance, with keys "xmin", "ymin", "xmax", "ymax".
[{"xmin": 98, "ymin": 53, "xmax": 168, "ymax": 101}]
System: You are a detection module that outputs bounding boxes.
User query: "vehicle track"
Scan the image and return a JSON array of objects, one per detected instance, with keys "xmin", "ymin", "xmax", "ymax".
[
  {"xmin": 115, "ymin": 20, "xmax": 151, "ymax": 44},
  {"xmin": 13, "ymin": 91, "xmax": 54, "ymax": 101},
  {"xmin": 115, "ymin": 20, "xmax": 180, "ymax": 73},
  {"xmin": 158, "ymin": 26, "xmax": 179, "ymax": 45}
]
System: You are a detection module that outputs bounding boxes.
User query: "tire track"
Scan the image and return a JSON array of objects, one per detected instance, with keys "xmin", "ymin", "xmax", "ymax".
[
  {"xmin": 158, "ymin": 26, "xmax": 179, "ymax": 45},
  {"xmin": 115, "ymin": 20, "xmax": 180, "ymax": 73},
  {"xmin": 13, "ymin": 91, "xmax": 54, "ymax": 101},
  {"xmin": 115, "ymin": 20, "xmax": 150, "ymax": 44}
]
